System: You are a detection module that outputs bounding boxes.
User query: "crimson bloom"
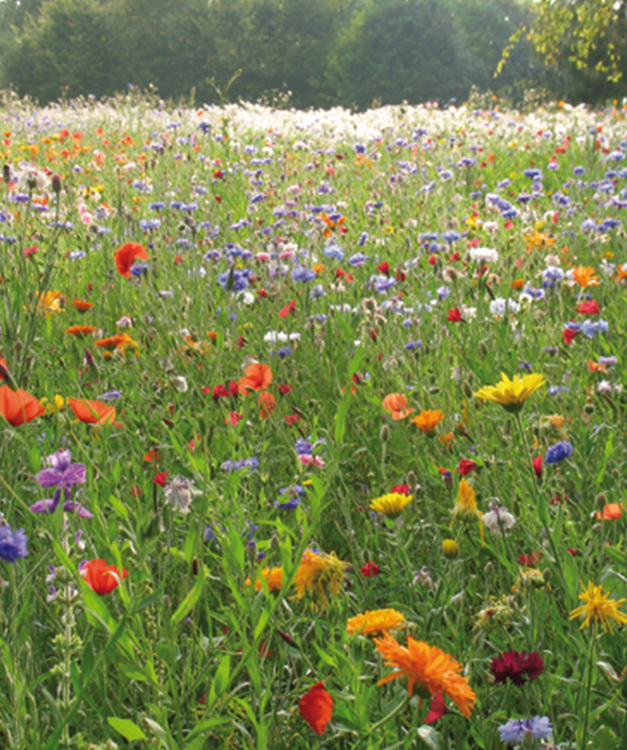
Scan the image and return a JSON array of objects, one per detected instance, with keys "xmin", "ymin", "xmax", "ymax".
[
  {"xmin": 115, "ymin": 242, "xmax": 149, "ymax": 278},
  {"xmin": 532, "ymin": 455, "xmax": 543, "ymax": 478},
  {"xmin": 361, "ymin": 561, "xmax": 381, "ymax": 577},
  {"xmin": 278, "ymin": 300, "xmax": 296, "ymax": 318},
  {"xmin": 447, "ymin": 307, "xmax": 462, "ymax": 322},
  {"xmin": 563, "ymin": 328, "xmax": 579, "ymax": 344},
  {"xmin": 0, "ymin": 385, "xmax": 45, "ymax": 426},
  {"xmin": 299, "ymin": 682, "xmax": 333, "ymax": 735},
  {"xmin": 81, "ymin": 558, "xmax": 128, "ymax": 595},
  {"xmin": 575, "ymin": 299, "xmax": 600, "ymax": 315},
  {"xmin": 458, "ymin": 459, "xmax": 478, "ymax": 476},
  {"xmin": 490, "ymin": 650, "xmax": 545, "ymax": 687}
]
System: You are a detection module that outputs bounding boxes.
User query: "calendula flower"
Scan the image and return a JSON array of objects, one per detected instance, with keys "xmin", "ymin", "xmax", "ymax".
[
  {"xmin": 474, "ymin": 372, "xmax": 546, "ymax": 413},
  {"xmin": 411, "ymin": 409, "xmax": 445, "ymax": 436},
  {"xmin": 246, "ymin": 566, "xmax": 283, "ymax": 592},
  {"xmin": 374, "ymin": 633, "xmax": 476, "ymax": 718},
  {"xmin": 72, "ymin": 299, "xmax": 94, "ymax": 313},
  {"xmin": 451, "ymin": 478, "xmax": 480, "ymax": 523},
  {"xmin": 347, "ymin": 608, "xmax": 406, "ymax": 636},
  {"xmin": 569, "ymin": 581, "xmax": 627, "ymax": 634},
  {"xmin": 65, "ymin": 325, "xmax": 98, "ymax": 338},
  {"xmin": 293, "ymin": 549, "xmax": 348, "ymax": 607},
  {"xmin": 370, "ymin": 492, "xmax": 412, "ymax": 518},
  {"xmin": 95, "ymin": 333, "xmax": 139, "ymax": 358},
  {"xmin": 572, "ymin": 265, "xmax": 600, "ymax": 287}
]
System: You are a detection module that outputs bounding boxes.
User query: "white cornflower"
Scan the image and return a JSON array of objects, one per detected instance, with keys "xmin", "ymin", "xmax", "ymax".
[
  {"xmin": 469, "ymin": 247, "xmax": 499, "ymax": 264},
  {"xmin": 164, "ymin": 476, "xmax": 194, "ymax": 514},
  {"xmin": 482, "ymin": 502, "xmax": 516, "ymax": 536}
]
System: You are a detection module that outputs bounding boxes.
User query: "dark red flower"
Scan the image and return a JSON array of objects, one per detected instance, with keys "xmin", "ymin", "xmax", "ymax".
[
  {"xmin": 229, "ymin": 380, "xmax": 239, "ymax": 397},
  {"xmin": 361, "ymin": 561, "xmax": 381, "ymax": 577},
  {"xmin": 299, "ymin": 682, "xmax": 333, "ymax": 735},
  {"xmin": 211, "ymin": 384, "xmax": 229, "ymax": 400},
  {"xmin": 532, "ymin": 455, "xmax": 543, "ymax": 478},
  {"xmin": 490, "ymin": 650, "xmax": 545, "ymax": 687},
  {"xmin": 425, "ymin": 693, "xmax": 447, "ymax": 724},
  {"xmin": 458, "ymin": 459, "xmax": 478, "ymax": 476},
  {"xmin": 563, "ymin": 328, "xmax": 579, "ymax": 344},
  {"xmin": 225, "ymin": 411, "xmax": 243, "ymax": 426},
  {"xmin": 153, "ymin": 471, "xmax": 170, "ymax": 486},
  {"xmin": 519, "ymin": 551, "xmax": 542, "ymax": 566},
  {"xmin": 447, "ymin": 307, "xmax": 462, "ymax": 322},
  {"xmin": 278, "ymin": 384, "xmax": 292, "ymax": 396},
  {"xmin": 575, "ymin": 300, "xmax": 600, "ymax": 315},
  {"xmin": 396, "ymin": 270, "xmax": 407, "ymax": 282},
  {"xmin": 377, "ymin": 261, "xmax": 390, "ymax": 275}
]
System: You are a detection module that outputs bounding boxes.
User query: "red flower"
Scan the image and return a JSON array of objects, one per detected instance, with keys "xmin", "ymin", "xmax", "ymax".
[
  {"xmin": 361, "ymin": 561, "xmax": 381, "ymax": 577},
  {"xmin": 299, "ymin": 682, "xmax": 333, "ymax": 735},
  {"xmin": 211, "ymin": 384, "xmax": 229, "ymax": 400},
  {"xmin": 229, "ymin": 381, "xmax": 239, "ymax": 397},
  {"xmin": 285, "ymin": 414, "xmax": 300, "ymax": 426},
  {"xmin": 258, "ymin": 391, "xmax": 276, "ymax": 418},
  {"xmin": 532, "ymin": 455, "xmax": 543, "ymax": 478},
  {"xmin": 458, "ymin": 459, "xmax": 478, "ymax": 476},
  {"xmin": 390, "ymin": 484, "xmax": 410, "ymax": 495},
  {"xmin": 279, "ymin": 300, "xmax": 296, "ymax": 318},
  {"xmin": 377, "ymin": 261, "xmax": 390, "ymax": 275},
  {"xmin": 278, "ymin": 384, "xmax": 292, "ymax": 396},
  {"xmin": 576, "ymin": 300, "xmax": 600, "ymax": 315},
  {"xmin": 563, "ymin": 328, "xmax": 579, "ymax": 344},
  {"xmin": 0, "ymin": 385, "xmax": 45, "ymax": 426},
  {"xmin": 68, "ymin": 398, "xmax": 119, "ymax": 426},
  {"xmin": 396, "ymin": 270, "xmax": 407, "ymax": 282},
  {"xmin": 490, "ymin": 650, "xmax": 545, "ymax": 687},
  {"xmin": 213, "ymin": 169, "xmax": 223, "ymax": 179},
  {"xmin": 447, "ymin": 307, "xmax": 462, "ymax": 322},
  {"xmin": 115, "ymin": 242, "xmax": 148, "ymax": 278},
  {"xmin": 425, "ymin": 693, "xmax": 447, "ymax": 724},
  {"xmin": 81, "ymin": 559, "xmax": 128, "ymax": 595},
  {"xmin": 519, "ymin": 551, "xmax": 542, "ymax": 566},
  {"xmin": 153, "ymin": 471, "xmax": 170, "ymax": 486},
  {"xmin": 239, "ymin": 363, "xmax": 273, "ymax": 395},
  {"xmin": 225, "ymin": 411, "xmax": 244, "ymax": 426}
]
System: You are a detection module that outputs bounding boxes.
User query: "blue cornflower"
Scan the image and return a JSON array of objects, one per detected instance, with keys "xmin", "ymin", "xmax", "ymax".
[
  {"xmin": 130, "ymin": 262, "xmax": 149, "ymax": 278},
  {"xmin": 441, "ymin": 231, "xmax": 462, "ymax": 243},
  {"xmin": 310, "ymin": 284, "xmax": 326, "ymax": 300},
  {"xmin": 292, "ymin": 265, "xmax": 317, "ymax": 283},
  {"xmin": 221, "ymin": 457, "xmax": 259, "ymax": 472},
  {"xmin": 217, "ymin": 268, "xmax": 252, "ymax": 292},
  {"xmin": 370, "ymin": 275, "xmax": 396, "ymax": 293},
  {"xmin": 0, "ymin": 525, "xmax": 28, "ymax": 563},
  {"xmin": 498, "ymin": 716, "xmax": 552, "ymax": 744},
  {"xmin": 347, "ymin": 252, "xmax": 370, "ymax": 267},
  {"xmin": 545, "ymin": 440, "xmax": 573, "ymax": 465},
  {"xmin": 324, "ymin": 243, "xmax": 344, "ymax": 261}
]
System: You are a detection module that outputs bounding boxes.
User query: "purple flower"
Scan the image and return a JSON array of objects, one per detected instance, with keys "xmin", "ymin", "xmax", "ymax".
[
  {"xmin": 31, "ymin": 449, "xmax": 87, "ymax": 515},
  {"xmin": 498, "ymin": 716, "xmax": 552, "ymax": 744},
  {"xmin": 0, "ymin": 525, "xmax": 28, "ymax": 563},
  {"xmin": 545, "ymin": 440, "xmax": 573, "ymax": 465}
]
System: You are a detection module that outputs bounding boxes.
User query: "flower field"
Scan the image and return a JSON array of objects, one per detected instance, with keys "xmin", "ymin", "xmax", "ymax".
[{"xmin": 1, "ymin": 92, "xmax": 627, "ymax": 749}]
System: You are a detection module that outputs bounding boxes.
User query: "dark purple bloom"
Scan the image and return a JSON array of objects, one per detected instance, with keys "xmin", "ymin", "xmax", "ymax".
[{"xmin": 0, "ymin": 525, "xmax": 28, "ymax": 563}]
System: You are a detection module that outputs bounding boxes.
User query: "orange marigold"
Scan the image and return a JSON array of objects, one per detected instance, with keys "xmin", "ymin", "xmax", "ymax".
[{"xmin": 411, "ymin": 409, "xmax": 444, "ymax": 436}]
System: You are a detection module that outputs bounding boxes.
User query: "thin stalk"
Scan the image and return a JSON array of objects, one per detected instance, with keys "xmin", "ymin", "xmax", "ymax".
[{"xmin": 579, "ymin": 630, "xmax": 596, "ymax": 750}]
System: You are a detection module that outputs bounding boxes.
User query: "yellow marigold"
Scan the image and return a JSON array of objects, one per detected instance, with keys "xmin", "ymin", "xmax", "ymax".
[
  {"xmin": 569, "ymin": 581, "xmax": 627, "ymax": 635},
  {"xmin": 374, "ymin": 632, "xmax": 476, "ymax": 718},
  {"xmin": 474, "ymin": 372, "xmax": 546, "ymax": 413},
  {"xmin": 293, "ymin": 550, "xmax": 348, "ymax": 607},
  {"xmin": 246, "ymin": 567, "xmax": 283, "ymax": 592},
  {"xmin": 346, "ymin": 609, "xmax": 406, "ymax": 637},
  {"xmin": 39, "ymin": 394, "xmax": 65, "ymax": 414},
  {"xmin": 370, "ymin": 492, "xmax": 412, "ymax": 519},
  {"xmin": 411, "ymin": 409, "xmax": 444, "ymax": 436}
]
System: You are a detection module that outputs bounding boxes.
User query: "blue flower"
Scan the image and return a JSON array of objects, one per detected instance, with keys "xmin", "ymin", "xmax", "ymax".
[
  {"xmin": 498, "ymin": 716, "xmax": 552, "ymax": 744},
  {"xmin": 347, "ymin": 252, "xmax": 371, "ymax": 267},
  {"xmin": 292, "ymin": 265, "xmax": 317, "ymax": 283},
  {"xmin": 324, "ymin": 243, "xmax": 344, "ymax": 261},
  {"xmin": 0, "ymin": 525, "xmax": 28, "ymax": 563},
  {"xmin": 545, "ymin": 440, "xmax": 573, "ymax": 465}
]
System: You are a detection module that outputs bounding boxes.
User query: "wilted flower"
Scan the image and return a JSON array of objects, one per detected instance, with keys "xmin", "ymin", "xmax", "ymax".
[
  {"xmin": 164, "ymin": 476, "xmax": 194, "ymax": 514},
  {"xmin": 293, "ymin": 549, "xmax": 348, "ymax": 607},
  {"xmin": 482, "ymin": 502, "xmax": 516, "ymax": 536}
]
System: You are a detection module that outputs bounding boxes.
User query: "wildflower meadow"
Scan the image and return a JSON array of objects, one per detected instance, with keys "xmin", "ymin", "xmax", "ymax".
[{"xmin": 1, "ymin": 91, "xmax": 627, "ymax": 750}]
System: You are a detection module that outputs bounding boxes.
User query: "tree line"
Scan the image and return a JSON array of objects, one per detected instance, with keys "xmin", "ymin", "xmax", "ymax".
[{"xmin": 0, "ymin": 0, "xmax": 624, "ymax": 108}]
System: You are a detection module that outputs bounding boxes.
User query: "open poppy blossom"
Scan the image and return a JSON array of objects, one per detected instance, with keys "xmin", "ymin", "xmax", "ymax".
[
  {"xmin": 238, "ymin": 363, "xmax": 273, "ymax": 395},
  {"xmin": 81, "ymin": 558, "xmax": 128, "ymax": 595},
  {"xmin": 382, "ymin": 393, "xmax": 415, "ymax": 420},
  {"xmin": 0, "ymin": 385, "xmax": 46, "ymax": 426},
  {"xmin": 299, "ymin": 682, "xmax": 333, "ymax": 735},
  {"xmin": 115, "ymin": 242, "xmax": 149, "ymax": 278},
  {"xmin": 596, "ymin": 502, "xmax": 624, "ymax": 520},
  {"xmin": 68, "ymin": 398, "xmax": 119, "ymax": 426}
]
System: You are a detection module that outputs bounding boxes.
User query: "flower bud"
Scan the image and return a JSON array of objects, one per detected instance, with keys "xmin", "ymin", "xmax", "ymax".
[
  {"xmin": 380, "ymin": 424, "xmax": 391, "ymax": 442},
  {"xmin": 542, "ymin": 568, "xmax": 552, "ymax": 582},
  {"xmin": 2, "ymin": 164, "xmax": 10, "ymax": 185},
  {"xmin": 51, "ymin": 174, "xmax": 62, "ymax": 194},
  {"xmin": 442, "ymin": 539, "xmax": 459, "ymax": 559},
  {"xmin": 595, "ymin": 493, "xmax": 607, "ymax": 511},
  {"xmin": 462, "ymin": 380, "xmax": 473, "ymax": 399}
]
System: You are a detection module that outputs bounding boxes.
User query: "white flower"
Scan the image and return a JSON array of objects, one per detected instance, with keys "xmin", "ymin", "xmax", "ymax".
[
  {"xmin": 469, "ymin": 247, "xmax": 499, "ymax": 263},
  {"xmin": 171, "ymin": 376, "xmax": 188, "ymax": 393},
  {"xmin": 482, "ymin": 221, "xmax": 499, "ymax": 232},
  {"xmin": 482, "ymin": 503, "xmax": 516, "ymax": 535},
  {"xmin": 116, "ymin": 315, "xmax": 134, "ymax": 328},
  {"xmin": 164, "ymin": 476, "xmax": 194, "ymax": 514},
  {"xmin": 264, "ymin": 330, "xmax": 301, "ymax": 343},
  {"xmin": 461, "ymin": 304, "xmax": 477, "ymax": 321},
  {"xmin": 490, "ymin": 297, "xmax": 520, "ymax": 316},
  {"xmin": 16, "ymin": 167, "xmax": 49, "ymax": 192}
]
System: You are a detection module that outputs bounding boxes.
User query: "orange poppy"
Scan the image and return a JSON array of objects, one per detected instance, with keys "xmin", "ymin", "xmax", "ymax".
[
  {"xmin": 572, "ymin": 266, "xmax": 600, "ymax": 288},
  {"xmin": 411, "ymin": 409, "xmax": 445, "ymax": 436},
  {"xmin": 299, "ymin": 682, "xmax": 333, "ymax": 735},
  {"xmin": 68, "ymin": 397, "xmax": 118, "ymax": 426},
  {"xmin": 382, "ymin": 393, "xmax": 415, "ymax": 421},
  {"xmin": 81, "ymin": 558, "xmax": 128, "ymax": 595},
  {"xmin": 258, "ymin": 391, "xmax": 276, "ymax": 418},
  {"xmin": 0, "ymin": 385, "xmax": 45, "ymax": 426},
  {"xmin": 115, "ymin": 242, "xmax": 148, "ymax": 278},
  {"xmin": 596, "ymin": 503, "xmax": 624, "ymax": 520},
  {"xmin": 144, "ymin": 449, "xmax": 160, "ymax": 462},
  {"xmin": 66, "ymin": 325, "xmax": 98, "ymax": 337},
  {"xmin": 239, "ymin": 363, "xmax": 273, "ymax": 395},
  {"xmin": 72, "ymin": 299, "xmax": 94, "ymax": 312}
]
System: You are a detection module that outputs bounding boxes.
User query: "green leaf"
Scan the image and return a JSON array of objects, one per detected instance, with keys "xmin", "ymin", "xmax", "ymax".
[
  {"xmin": 107, "ymin": 717, "xmax": 146, "ymax": 741},
  {"xmin": 207, "ymin": 653, "xmax": 231, "ymax": 708},
  {"xmin": 593, "ymin": 726, "xmax": 619, "ymax": 750},
  {"xmin": 170, "ymin": 573, "xmax": 204, "ymax": 627},
  {"xmin": 108, "ymin": 494, "xmax": 129, "ymax": 519},
  {"xmin": 119, "ymin": 663, "xmax": 149, "ymax": 682}
]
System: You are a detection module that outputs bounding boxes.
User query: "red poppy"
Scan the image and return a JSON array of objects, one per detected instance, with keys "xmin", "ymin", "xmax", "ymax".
[
  {"xmin": 382, "ymin": 393, "xmax": 415, "ymax": 421},
  {"xmin": 0, "ymin": 385, "xmax": 45, "ymax": 426},
  {"xmin": 458, "ymin": 459, "xmax": 478, "ymax": 476},
  {"xmin": 210, "ymin": 384, "xmax": 229, "ymax": 400},
  {"xmin": 278, "ymin": 384, "xmax": 292, "ymax": 396},
  {"xmin": 447, "ymin": 307, "xmax": 462, "ymax": 322},
  {"xmin": 390, "ymin": 484, "xmax": 410, "ymax": 495},
  {"xmin": 68, "ymin": 397, "xmax": 118, "ymax": 426},
  {"xmin": 576, "ymin": 299, "xmax": 600, "ymax": 315},
  {"xmin": 278, "ymin": 300, "xmax": 296, "ymax": 318},
  {"xmin": 596, "ymin": 502, "xmax": 624, "ymax": 520},
  {"xmin": 225, "ymin": 411, "xmax": 244, "ymax": 426},
  {"xmin": 285, "ymin": 414, "xmax": 300, "ymax": 426},
  {"xmin": 81, "ymin": 558, "xmax": 128, "ymax": 595},
  {"xmin": 563, "ymin": 328, "xmax": 579, "ymax": 344},
  {"xmin": 532, "ymin": 455, "xmax": 543, "ymax": 478},
  {"xmin": 115, "ymin": 242, "xmax": 149, "ymax": 278},
  {"xmin": 299, "ymin": 682, "xmax": 333, "ymax": 735},
  {"xmin": 229, "ymin": 380, "xmax": 239, "ymax": 397},
  {"xmin": 377, "ymin": 261, "xmax": 390, "ymax": 275},
  {"xmin": 153, "ymin": 471, "xmax": 170, "ymax": 486},
  {"xmin": 239, "ymin": 363, "xmax": 273, "ymax": 395},
  {"xmin": 361, "ymin": 561, "xmax": 381, "ymax": 577}
]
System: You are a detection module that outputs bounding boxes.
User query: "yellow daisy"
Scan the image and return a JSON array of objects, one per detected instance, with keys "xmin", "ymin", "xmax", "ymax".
[
  {"xmin": 474, "ymin": 372, "xmax": 546, "ymax": 413},
  {"xmin": 370, "ymin": 492, "xmax": 412, "ymax": 518}
]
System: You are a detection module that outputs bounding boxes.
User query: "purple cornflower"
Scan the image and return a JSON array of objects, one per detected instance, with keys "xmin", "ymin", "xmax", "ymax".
[
  {"xmin": 498, "ymin": 716, "xmax": 552, "ymax": 744},
  {"xmin": 30, "ymin": 449, "xmax": 92, "ymax": 517},
  {"xmin": 0, "ymin": 525, "xmax": 28, "ymax": 563}
]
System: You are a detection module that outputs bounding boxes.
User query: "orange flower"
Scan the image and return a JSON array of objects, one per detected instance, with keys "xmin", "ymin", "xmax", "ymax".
[
  {"xmin": 65, "ymin": 325, "xmax": 98, "ymax": 337},
  {"xmin": 382, "ymin": 393, "xmax": 415, "ymax": 421},
  {"xmin": 95, "ymin": 333, "xmax": 139, "ymax": 357},
  {"xmin": 374, "ymin": 632, "xmax": 476, "ymax": 718},
  {"xmin": 411, "ymin": 409, "xmax": 444, "ymax": 436},
  {"xmin": 299, "ymin": 682, "xmax": 333, "ymax": 735},
  {"xmin": 207, "ymin": 331, "xmax": 218, "ymax": 342},
  {"xmin": 258, "ymin": 391, "xmax": 276, "ymax": 418},
  {"xmin": 596, "ymin": 503, "xmax": 624, "ymax": 520},
  {"xmin": 0, "ymin": 385, "xmax": 45, "ymax": 426},
  {"xmin": 586, "ymin": 359, "xmax": 607, "ymax": 373},
  {"xmin": 511, "ymin": 279, "xmax": 525, "ymax": 290},
  {"xmin": 81, "ymin": 559, "xmax": 128, "ymax": 595},
  {"xmin": 72, "ymin": 299, "xmax": 94, "ymax": 312},
  {"xmin": 115, "ymin": 242, "xmax": 148, "ymax": 278},
  {"xmin": 238, "ymin": 363, "xmax": 273, "ymax": 395},
  {"xmin": 246, "ymin": 567, "xmax": 283, "ymax": 592},
  {"xmin": 572, "ymin": 266, "xmax": 600, "ymax": 288},
  {"xmin": 144, "ymin": 449, "xmax": 160, "ymax": 462},
  {"xmin": 68, "ymin": 398, "xmax": 118, "ymax": 426}
]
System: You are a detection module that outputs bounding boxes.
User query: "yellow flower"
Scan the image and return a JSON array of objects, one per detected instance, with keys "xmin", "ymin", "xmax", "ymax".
[
  {"xmin": 374, "ymin": 633, "xmax": 476, "ymax": 718},
  {"xmin": 452, "ymin": 478, "xmax": 479, "ymax": 523},
  {"xmin": 442, "ymin": 539, "xmax": 459, "ymax": 559},
  {"xmin": 346, "ymin": 608, "xmax": 406, "ymax": 636},
  {"xmin": 474, "ymin": 372, "xmax": 546, "ymax": 413},
  {"xmin": 293, "ymin": 550, "xmax": 348, "ymax": 607},
  {"xmin": 246, "ymin": 567, "xmax": 283, "ymax": 592},
  {"xmin": 569, "ymin": 581, "xmax": 627, "ymax": 635},
  {"xmin": 39, "ymin": 394, "xmax": 65, "ymax": 414},
  {"xmin": 37, "ymin": 290, "xmax": 66, "ymax": 316},
  {"xmin": 370, "ymin": 492, "xmax": 412, "ymax": 518}
]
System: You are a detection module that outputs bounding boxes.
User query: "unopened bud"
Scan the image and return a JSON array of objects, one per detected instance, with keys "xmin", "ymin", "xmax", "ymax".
[
  {"xmin": 380, "ymin": 424, "xmax": 391, "ymax": 442},
  {"xmin": 51, "ymin": 174, "xmax": 62, "ymax": 194},
  {"xmin": 191, "ymin": 558, "xmax": 199, "ymax": 576},
  {"xmin": 620, "ymin": 665, "xmax": 627, "ymax": 681},
  {"xmin": 542, "ymin": 568, "xmax": 552, "ymax": 582},
  {"xmin": 2, "ymin": 164, "xmax": 10, "ymax": 184},
  {"xmin": 485, "ymin": 561, "xmax": 494, "ymax": 575},
  {"xmin": 406, "ymin": 471, "xmax": 418, "ymax": 495},
  {"xmin": 595, "ymin": 493, "xmax": 607, "ymax": 511},
  {"xmin": 442, "ymin": 539, "xmax": 459, "ymax": 559},
  {"xmin": 583, "ymin": 402, "xmax": 595, "ymax": 414},
  {"xmin": 462, "ymin": 380, "xmax": 473, "ymax": 399},
  {"xmin": 14, "ymin": 340, "xmax": 22, "ymax": 353}
]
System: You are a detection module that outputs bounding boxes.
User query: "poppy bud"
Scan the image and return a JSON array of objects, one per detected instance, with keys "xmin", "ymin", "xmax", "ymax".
[
  {"xmin": 191, "ymin": 557, "xmax": 199, "ymax": 576},
  {"xmin": 380, "ymin": 425, "xmax": 391, "ymax": 442},
  {"xmin": 406, "ymin": 471, "xmax": 418, "ymax": 493},
  {"xmin": 276, "ymin": 629, "xmax": 298, "ymax": 647},
  {"xmin": 51, "ymin": 174, "xmax": 62, "ymax": 194},
  {"xmin": 595, "ymin": 492, "xmax": 607, "ymax": 511},
  {"xmin": 3, "ymin": 164, "xmax": 10, "ymax": 184},
  {"xmin": 462, "ymin": 380, "xmax": 473, "ymax": 399}
]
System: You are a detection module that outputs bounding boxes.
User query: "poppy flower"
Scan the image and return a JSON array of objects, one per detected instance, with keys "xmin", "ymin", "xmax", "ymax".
[
  {"xmin": 390, "ymin": 484, "xmax": 410, "ymax": 495},
  {"xmin": 596, "ymin": 502, "xmax": 624, "ymax": 520},
  {"xmin": 238, "ymin": 363, "xmax": 273, "ymax": 395},
  {"xmin": 258, "ymin": 391, "xmax": 276, "ymax": 418},
  {"xmin": 210, "ymin": 384, "xmax": 230, "ymax": 400},
  {"xmin": 144, "ymin": 449, "xmax": 160, "ymax": 462},
  {"xmin": 68, "ymin": 398, "xmax": 118, "ymax": 426},
  {"xmin": 278, "ymin": 300, "xmax": 296, "ymax": 318},
  {"xmin": 0, "ymin": 385, "xmax": 45, "ymax": 426},
  {"xmin": 576, "ymin": 299, "xmax": 600, "ymax": 315},
  {"xmin": 425, "ymin": 694, "xmax": 447, "ymax": 724},
  {"xmin": 153, "ymin": 471, "xmax": 170, "ymax": 486},
  {"xmin": 65, "ymin": 325, "xmax": 98, "ymax": 338},
  {"xmin": 115, "ymin": 242, "xmax": 149, "ymax": 278},
  {"xmin": 563, "ymin": 328, "xmax": 579, "ymax": 344},
  {"xmin": 382, "ymin": 393, "xmax": 415, "ymax": 421},
  {"xmin": 532, "ymin": 455, "xmax": 543, "ymax": 477},
  {"xmin": 81, "ymin": 558, "xmax": 128, "ymax": 595},
  {"xmin": 225, "ymin": 411, "xmax": 244, "ymax": 426},
  {"xmin": 299, "ymin": 682, "xmax": 333, "ymax": 735},
  {"xmin": 361, "ymin": 561, "xmax": 381, "ymax": 577},
  {"xmin": 458, "ymin": 459, "xmax": 478, "ymax": 476},
  {"xmin": 447, "ymin": 307, "xmax": 462, "ymax": 322}
]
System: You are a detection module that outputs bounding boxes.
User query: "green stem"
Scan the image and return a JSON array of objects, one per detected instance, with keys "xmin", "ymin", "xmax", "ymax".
[
  {"xmin": 580, "ymin": 630, "xmax": 596, "ymax": 749},
  {"xmin": 353, "ymin": 694, "xmax": 411, "ymax": 750}
]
